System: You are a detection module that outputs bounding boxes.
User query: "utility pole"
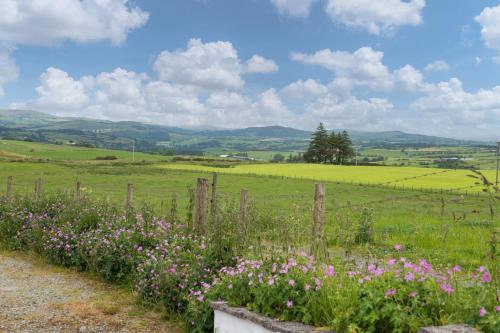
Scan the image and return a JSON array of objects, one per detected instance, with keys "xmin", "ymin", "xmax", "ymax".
[
  {"xmin": 496, "ymin": 142, "xmax": 500, "ymax": 186},
  {"xmin": 132, "ymin": 140, "xmax": 135, "ymax": 162}
]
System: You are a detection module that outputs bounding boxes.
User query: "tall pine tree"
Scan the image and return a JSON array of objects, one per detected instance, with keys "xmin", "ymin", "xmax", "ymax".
[{"xmin": 305, "ymin": 123, "xmax": 329, "ymax": 163}]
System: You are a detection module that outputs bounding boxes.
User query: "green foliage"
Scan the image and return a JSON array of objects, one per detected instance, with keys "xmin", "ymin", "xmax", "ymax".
[{"xmin": 356, "ymin": 208, "xmax": 374, "ymax": 244}]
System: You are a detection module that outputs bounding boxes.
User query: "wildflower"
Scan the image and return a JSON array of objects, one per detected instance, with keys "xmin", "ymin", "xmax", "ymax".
[
  {"xmin": 288, "ymin": 279, "xmax": 296, "ymax": 287},
  {"xmin": 408, "ymin": 291, "xmax": 417, "ymax": 298},
  {"xmin": 326, "ymin": 265, "xmax": 335, "ymax": 277},
  {"xmin": 384, "ymin": 289, "xmax": 397, "ymax": 298},
  {"xmin": 387, "ymin": 258, "xmax": 396, "ymax": 266},
  {"xmin": 286, "ymin": 300, "xmax": 293, "ymax": 308},
  {"xmin": 404, "ymin": 272, "xmax": 415, "ymax": 282},
  {"xmin": 495, "ymin": 306, "xmax": 500, "ymax": 312},
  {"xmin": 304, "ymin": 284, "xmax": 311, "ymax": 291},
  {"xmin": 268, "ymin": 278, "xmax": 275, "ymax": 286},
  {"xmin": 482, "ymin": 271, "xmax": 491, "ymax": 283},
  {"xmin": 440, "ymin": 283, "xmax": 454, "ymax": 294},
  {"xmin": 479, "ymin": 307, "xmax": 487, "ymax": 317},
  {"xmin": 394, "ymin": 244, "xmax": 402, "ymax": 251}
]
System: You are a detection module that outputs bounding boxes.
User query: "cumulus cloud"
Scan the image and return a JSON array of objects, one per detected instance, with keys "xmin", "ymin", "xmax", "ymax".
[
  {"xmin": 0, "ymin": 0, "xmax": 149, "ymax": 46},
  {"xmin": 154, "ymin": 39, "xmax": 278, "ymax": 91},
  {"xmin": 425, "ymin": 60, "xmax": 450, "ymax": 72},
  {"xmin": 411, "ymin": 78, "xmax": 500, "ymax": 139},
  {"xmin": 244, "ymin": 55, "xmax": 279, "ymax": 73},
  {"xmin": 291, "ymin": 47, "xmax": 394, "ymax": 91},
  {"xmin": 270, "ymin": 0, "xmax": 316, "ymax": 18},
  {"xmin": 476, "ymin": 5, "xmax": 500, "ymax": 54},
  {"xmin": 325, "ymin": 0, "xmax": 425, "ymax": 36},
  {"xmin": 280, "ymin": 79, "xmax": 328, "ymax": 100},
  {"xmin": 0, "ymin": 50, "xmax": 18, "ymax": 96}
]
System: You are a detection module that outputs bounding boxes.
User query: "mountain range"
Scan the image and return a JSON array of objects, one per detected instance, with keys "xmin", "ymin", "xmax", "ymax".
[{"xmin": 0, "ymin": 109, "xmax": 492, "ymax": 154}]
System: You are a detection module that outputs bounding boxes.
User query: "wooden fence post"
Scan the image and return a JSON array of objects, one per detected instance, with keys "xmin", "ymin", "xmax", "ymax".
[
  {"xmin": 210, "ymin": 173, "xmax": 218, "ymax": 224},
  {"xmin": 6, "ymin": 176, "xmax": 13, "ymax": 197},
  {"xmin": 125, "ymin": 183, "xmax": 133, "ymax": 212},
  {"xmin": 34, "ymin": 178, "xmax": 43, "ymax": 200},
  {"xmin": 194, "ymin": 178, "xmax": 209, "ymax": 236},
  {"xmin": 239, "ymin": 189, "xmax": 249, "ymax": 240},
  {"xmin": 76, "ymin": 180, "xmax": 81, "ymax": 201},
  {"xmin": 310, "ymin": 183, "xmax": 326, "ymax": 256}
]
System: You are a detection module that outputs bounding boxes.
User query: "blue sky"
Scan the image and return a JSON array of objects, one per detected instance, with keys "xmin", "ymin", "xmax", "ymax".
[{"xmin": 0, "ymin": 0, "xmax": 499, "ymax": 140}]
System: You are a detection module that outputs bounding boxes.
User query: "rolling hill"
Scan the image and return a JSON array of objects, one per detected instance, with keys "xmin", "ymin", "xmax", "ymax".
[{"xmin": 0, "ymin": 109, "xmax": 492, "ymax": 154}]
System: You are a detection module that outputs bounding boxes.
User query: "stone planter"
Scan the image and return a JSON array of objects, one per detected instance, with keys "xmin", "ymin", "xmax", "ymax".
[{"xmin": 211, "ymin": 302, "xmax": 481, "ymax": 333}]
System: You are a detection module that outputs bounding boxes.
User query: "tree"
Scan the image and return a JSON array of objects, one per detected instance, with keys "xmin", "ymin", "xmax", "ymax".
[
  {"xmin": 305, "ymin": 123, "xmax": 329, "ymax": 163},
  {"xmin": 272, "ymin": 153, "xmax": 285, "ymax": 162},
  {"xmin": 338, "ymin": 131, "xmax": 354, "ymax": 164}
]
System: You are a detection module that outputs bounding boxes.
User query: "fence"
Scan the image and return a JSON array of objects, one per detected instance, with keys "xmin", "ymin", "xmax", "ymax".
[{"xmin": 2, "ymin": 170, "xmax": 498, "ymax": 264}]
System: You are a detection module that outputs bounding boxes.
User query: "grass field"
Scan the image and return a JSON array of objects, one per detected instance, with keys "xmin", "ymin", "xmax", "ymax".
[
  {"xmin": 159, "ymin": 163, "xmax": 496, "ymax": 192},
  {"xmin": 0, "ymin": 140, "xmax": 498, "ymax": 267},
  {"xmin": 0, "ymin": 140, "xmax": 169, "ymax": 162}
]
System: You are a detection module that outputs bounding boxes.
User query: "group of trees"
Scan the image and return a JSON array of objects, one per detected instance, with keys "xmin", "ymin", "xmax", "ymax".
[{"xmin": 303, "ymin": 123, "xmax": 354, "ymax": 164}]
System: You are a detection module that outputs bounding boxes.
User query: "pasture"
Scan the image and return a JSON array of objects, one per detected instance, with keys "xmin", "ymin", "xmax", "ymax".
[{"xmin": 0, "ymin": 140, "xmax": 498, "ymax": 267}]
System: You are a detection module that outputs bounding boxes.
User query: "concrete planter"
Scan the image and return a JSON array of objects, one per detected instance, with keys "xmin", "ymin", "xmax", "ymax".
[
  {"xmin": 211, "ymin": 302, "xmax": 331, "ymax": 333},
  {"xmin": 211, "ymin": 302, "xmax": 481, "ymax": 333}
]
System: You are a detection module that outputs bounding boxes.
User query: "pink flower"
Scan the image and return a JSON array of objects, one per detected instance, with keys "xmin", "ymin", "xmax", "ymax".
[
  {"xmin": 408, "ymin": 291, "xmax": 417, "ymax": 298},
  {"xmin": 387, "ymin": 258, "xmax": 396, "ymax": 266},
  {"xmin": 286, "ymin": 300, "xmax": 293, "ymax": 308},
  {"xmin": 404, "ymin": 272, "xmax": 415, "ymax": 282},
  {"xmin": 440, "ymin": 283, "xmax": 454, "ymax": 294},
  {"xmin": 384, "ymin": 289, "xmax": 397, "ymax": 298},
  {"xmin": 482, "ymin": 271, "xmax": 491, "ymax": 283},
  {"xmin": 495, "ymin": 306, "xmax": 500, "ymax": 312},
  {"xmin": 479, "ymin": 307, "xmax": 487, "ymax": 317},
  {"xmin": 394, "ymin": 244, "xmax": 402, "ymax": 251},
  {"xmin": 304, "ymin": 284, "xmax": 311, "ymax": 291},
  {"xmin": 268, "ymin": 278, "xmax": 275, "ymax": 286},
  {"xmin": 326, "ymin": 265, "xmax": 335, "ymax": 277},
  {"xmin": 288, "ymin": 279, "xmax": 296, "ymax": 287}
]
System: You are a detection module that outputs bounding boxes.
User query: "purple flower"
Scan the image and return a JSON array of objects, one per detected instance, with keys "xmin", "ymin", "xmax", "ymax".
[
  {"xmin": 286, "ymin": 300, "xmax": 293, "ymax": 308},
  {"xmin": 482, "ymin": 271, "xmax": 491, "ymax": 283},
  {"xmin": 495, "ymin": 306, "xmax": 500, "ymax": 312},
  {"xmin": 404, "ymin": 272, "xmax": 415, "ymax": 282},
  {"xmin": 440, "ymin": 283, "xmax": 454, "ymax": 294},
  {"xmin": 384, "ymin": 289, "xmax": 397, "ymax": 298},
  {"xmin": 288, "ymin": 279, "xmax": 296, "ymax": 287},
  {"xmin": 394, "ymin": 244, "xmax": 402, "ymax": 251},
  {"xmin": 326, "ymin": 265, "xmax": 335, "ymax": 277},
  {"xmin": 479, "ymin": 307, "xmax": 487, "ymax": 317},
  {"xmin": 408, "ymin": 291, "xmax": 417, "ymax": 298}
]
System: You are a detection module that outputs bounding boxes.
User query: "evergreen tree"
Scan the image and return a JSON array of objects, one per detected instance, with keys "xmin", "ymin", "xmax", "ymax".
[
  {"xmin": 338, "ymin": 130, "xmax": 354, "ymax": 164},
  {"xmin": 305, "ymin": 123, "xmax": 329, "ymax": 163}
]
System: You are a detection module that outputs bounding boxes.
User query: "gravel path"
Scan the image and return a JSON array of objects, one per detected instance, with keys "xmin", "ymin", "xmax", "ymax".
[{"xmin": 0, "ymin": 253, "xmax": 183, "ymax": 333}]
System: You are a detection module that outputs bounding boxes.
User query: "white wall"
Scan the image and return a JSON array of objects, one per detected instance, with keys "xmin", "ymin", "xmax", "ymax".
[{"xmin": 214, "ymin": 310, "xmax": 276, "ymax": 333}]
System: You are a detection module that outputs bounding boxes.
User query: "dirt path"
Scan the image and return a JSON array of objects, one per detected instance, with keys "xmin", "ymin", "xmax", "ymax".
[{"xmin": 0, "ymin": 252, "xmax": 184, "ymax": 333}]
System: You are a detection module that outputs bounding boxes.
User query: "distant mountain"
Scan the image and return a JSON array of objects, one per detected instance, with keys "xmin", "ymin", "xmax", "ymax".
[{"xmin": 0, "ymin": 109, "xmax": 492, "ymax": 154}]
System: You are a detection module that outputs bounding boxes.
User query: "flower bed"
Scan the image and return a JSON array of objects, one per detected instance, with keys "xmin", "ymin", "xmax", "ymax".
[{"xmin": 0, "ymin": 195, "xmax": 498, "ymax": 332}]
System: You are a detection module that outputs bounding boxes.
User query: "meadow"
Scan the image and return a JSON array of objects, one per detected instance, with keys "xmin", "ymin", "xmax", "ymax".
[
  {"xmin": 0, "ymin": 139, "xmax": 498, "ymax": 331},
  {"xmin": 0, "ymin": 140, "xmax": 498, "ymax": 267}
]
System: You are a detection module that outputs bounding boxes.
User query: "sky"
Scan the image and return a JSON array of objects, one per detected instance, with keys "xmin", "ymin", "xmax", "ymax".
[{"xmin": 0, "ymin": 0, "xmax": 499, "ymax": 140}]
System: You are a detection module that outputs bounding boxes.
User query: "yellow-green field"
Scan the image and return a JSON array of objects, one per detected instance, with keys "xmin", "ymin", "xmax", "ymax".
[{"xmin": 159, "ymin": 163, "xmax": 495, "ymax": 192}]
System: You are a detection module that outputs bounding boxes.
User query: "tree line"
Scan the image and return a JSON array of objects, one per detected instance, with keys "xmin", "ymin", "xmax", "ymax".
[{"xmin": 303, "ymin": 123, "xmax": 354, "ymax": 164}]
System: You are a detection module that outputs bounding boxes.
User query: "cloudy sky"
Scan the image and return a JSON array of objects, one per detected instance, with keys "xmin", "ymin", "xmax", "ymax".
[{"xmin": 0, "ymin": 0, "xmax": 499, "ymax": 140}]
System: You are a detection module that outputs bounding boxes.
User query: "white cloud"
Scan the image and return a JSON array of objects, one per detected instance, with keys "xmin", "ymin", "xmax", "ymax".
[
  {"xmin": 154, "ymin": 39, "xmax": 244, "ymax": 91},
  {"xmin": 325, "ymin": 0, "xmax": 425, "ymax": 36},
  {"xmin": 270, "ymin": 0, "xmax": 316, "ymax": 18},
  {"xmin": 280, "ymin": 79, "xmax": 328, "ymax": 100},
  {"xmin": 425, "ymin": 60, "xmax": 450, "ymax": 72},
  {"xmin": 291, "ymin": 47, "xmax": 394, "ymax": 91},
  {"xmin": 394, "ymin": 65, "xmax": 431, "ymax": 92},
  {"xmin": 244, "ymin": 55, "xmax": 279, "ymax": 73},
  {"xmin": 28, "ymin": 67, "xmax": 90, "ymax": 113},
  {"xmin": 301, "ymin": 93, "xmax": 396, "ymax": 130},
  {"xmin": 0, "ymin": 0, "xmax": 149, "ymax": 46},
  {"xmin": 411, "ymin": 78, "xmax": 500, "ymax": 139},
  {"xmin": 0, "ymin": 50, "xmax": 18, "ymax": 96},
  {"xmin": 476, "ymin": 5, "xmax": 500, "ymax": 54},
  {"xmin": 154, "ymin": 39, "xmax": 277, "ymax": 91}
]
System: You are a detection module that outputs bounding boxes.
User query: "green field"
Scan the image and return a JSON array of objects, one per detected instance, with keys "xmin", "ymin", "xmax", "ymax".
[
  {"xmin": 0, "ymin": 140, "xmax": 168, "ymax": 162},
  {"xmin": 159, "ymin": 163, "xmax": 495, "ymax": 192},
  {"xmin": 0, "ymin": 140, "xmax": 498, "ymax": 267}
]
